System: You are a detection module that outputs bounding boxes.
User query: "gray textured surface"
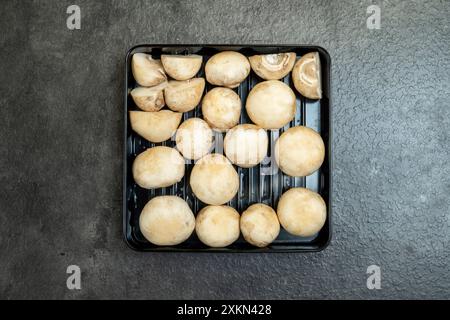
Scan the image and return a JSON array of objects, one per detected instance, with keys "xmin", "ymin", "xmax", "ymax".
[{"xmin": 0, "ymin": 0, "xmax": 449, "ymax": 299}]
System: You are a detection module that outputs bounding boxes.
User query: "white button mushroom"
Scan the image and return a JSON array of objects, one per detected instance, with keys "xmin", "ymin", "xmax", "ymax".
[
  {"xmin": 190, "ymin": 154, "xmax": 239, "ymax": 205},
  {"xmin": 161, "ymin": 54, "xmax": 203, "ymax": 80},
  {"xmin": 224, "ymin": 124, "xmax": 268, "ymax": 168},
  {"xmin": 131, "ymin": 53, "xmax": 167, "ymax": 87},
  {"xmin": 274, "ymin": 126, "xmax": 325, "ymax": 177},
  {"xmin": 292, "ymin": 52, "xmax": 322, "ymax": 99},
  {"xmin": 139, "ymin": 196, "xmax": 195, "ymax": 246},
  {"xmin": 132, "ymin": 146, "xmax": 185, "ymax": 189},
  {"xmin": 130, "ymin": 81, "xmax": 167, "ymax": 112},
  {"xmin": 245, "ymin": 80, "xmax": 296, "ymax": 129},
  {"xmin": 129, "ymin": 110, "xmax": 182, "ymax": 143},
  {"xmin": 201, "ymin": 87, "xmax": 241, "ymax": 131},
  {"xmin": 249, "ymin": 52, "xmax": 296, "ymax": 80},
  {"xmin": 175, "ymin": 118, "xmax": 213, "ymax": 160},
  {"xmin": 277, "ymin": 188, "xmax": 327, "ymax": 237},
  {"xmin": 195, "ymin": 205, "xmax": 240, "ymax": 248},
  {"xmin": 205, "ymin": 51, "xmax": 250, "ymax": 88},
  {"xmin": 240, "ymin": 203, "xmax": 280, "ymax": 247},
  {"xmin": 164, "ymin": 78, "xmax": 205, "ymax": 112}
]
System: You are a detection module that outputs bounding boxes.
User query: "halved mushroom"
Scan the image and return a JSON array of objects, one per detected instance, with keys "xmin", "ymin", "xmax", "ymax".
[
  {"xmin": 161, "ymin": 54, "xmax": 203, "ymax": 80},
  {"xmin": 205, "ymin": 51, "xmax": 250, "ymax": 88},
  {"xmin": 164, "ymin": 78, "xmax": 205, "ymax": 112},
  {"xmin": 249, "ymin": 52, "xmax": 296, "ymax": 80},
  {"xmin": 131, "ymin": 53, "xmax": 167, "ymax": 87},
  {"xmin": 129, "ymin": 110, "xmax": 182, "ymax": 143},
  {"xmin": 130, "ymin": 81, "xmax": 167, "ymax": 112},
  {"xmin": 292, "ymin": 52, "xmax": 322, "ymax": 99}
]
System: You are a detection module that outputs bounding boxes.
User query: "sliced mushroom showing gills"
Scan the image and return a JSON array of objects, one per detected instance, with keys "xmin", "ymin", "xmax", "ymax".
[
  {"xmin": 129, "ymin": 110, "xmax": 182, "ymax": 143},
  {"xmin": 249, "ymin": 52, "xmax": 296, "ymax": 80},
  {"xmin": 131, "ymin": 53, "xmax": 167, "ymax": 87},
  {"xmin": 164, "ymin": 78, "xmax": 205, "ymax": 112},
  {"xmin": 292, "ymin": 52, "xmax": 322, "ymax": 100},
  {"xmin": 130, "ymin": 81, "xmax": 167, "ymax": 112},
  {"xmin": 161, "ymin": 54, "xmax": 203, "ymax": 80}
]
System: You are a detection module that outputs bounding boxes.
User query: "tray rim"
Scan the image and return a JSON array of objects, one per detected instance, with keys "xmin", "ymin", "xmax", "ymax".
[{"xmin": 123, "ymin": 44, "xmax": 333, "ymax": 253}]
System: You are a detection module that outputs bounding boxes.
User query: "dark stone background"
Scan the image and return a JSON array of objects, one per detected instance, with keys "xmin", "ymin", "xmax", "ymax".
[{"xmin": 0, "ymin": 0, "xmax": 448, "ymax": 299}]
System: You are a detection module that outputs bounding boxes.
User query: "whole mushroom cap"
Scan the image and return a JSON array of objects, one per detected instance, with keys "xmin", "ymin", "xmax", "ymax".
[
  {"xmin": 224, "ymin": 124, "xmax": 268, "ymax": 168},
  {"xmin": 245, "ymin": 80, "xmax": 296, "ymax": 129},
  {"xmin": 277, "ymin": 188, "xmax": 326, "ymax": 237},
  {"xmin": 201, "ymin": 87, "xmax": 241, "ymax": 131},
  {"xmin": 190, "ymin": 154, "xmax": 239, "ymax": 205},
  {"xmin": 132, "ymin": 146, "xmax": 185, "ymax": 189},
  {"xmin": 175, "ymin": 118, "xmax": 214, "ymax": 160},
  {"xmin": 195, "ymin": 205, "xmax": 240, "ymax": 248},
  {"xmin": 161, "ymin": 54, "xmax": 203, "ymax": 80},
  {"xmin": 249, "ymin": 52, "xmax": 296, "ymax": 80},
  {"xmin": 292, "ymin": 52, "xmax": 322, "ymax": 99},
  {"xmin": 205, "ymin": 51, "xmax": 250, "ymax": 88},
  {"xmin": 139, "ymin": 196, "xmax": 195, "ymax": 246},
  {"xmin": 240, "ymin": 203, "xmax": 280, "ymax": 247},
  {"xmin": 274, "ymin": 126, "xmax": 325, "ymax": 177}
]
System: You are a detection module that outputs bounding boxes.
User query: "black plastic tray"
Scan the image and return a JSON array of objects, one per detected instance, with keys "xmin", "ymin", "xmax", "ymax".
[{"xmin": 123, "ymin": 45, "xmax": 332, "ymax": 252}]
